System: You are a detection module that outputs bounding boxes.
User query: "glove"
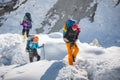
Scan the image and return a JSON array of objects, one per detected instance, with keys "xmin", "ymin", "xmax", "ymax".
[{"xmin": 63, "ymin": 38, "xmax": 69, "ymax": 42}]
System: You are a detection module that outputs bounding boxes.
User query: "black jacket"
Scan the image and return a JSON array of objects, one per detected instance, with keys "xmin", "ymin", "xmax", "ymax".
[{"xmin": 64, "ymin": 28, "xmax": 78, "ymax": 43}]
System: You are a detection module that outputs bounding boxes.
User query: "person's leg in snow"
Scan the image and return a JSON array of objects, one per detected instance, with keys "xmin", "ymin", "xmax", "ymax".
[
  {"xmin": 22, "ymin": 29, "xmax": 27, "ymax": 39},
  {"xmin": 29, "ymin": 49, "xmax": 40, "ymax": 62},
  {"xmin": 66, "ymin": 43, "xmax": 79, "ymax": 65},
  {"xmin": 36, "ymin": 54, "xmax": 40, "ymax": 61},
  {"xmin": 66, "ymin": 43, "xmax": 74, "ymax": 65},
  {"xmin": 22, "ymin": 29, "xmax": 25, "ymax": 35},
  {"xmin": 26, "ymin": 29, "xmax": 30, "ymax": 37},
  {"xmin": 71, "ymin": 44, "xmax": 79, "ymax": 62},
  {"xmin": 33, "ymin": 49, "xmax": 40, "ymax": 61},
  {"xmin": 29, "ymin": 53, "xmax": 34, "ymax": 62},
  {"xmin": 66, "ymin": 43, "xmax": 73, "ymax": 65}
]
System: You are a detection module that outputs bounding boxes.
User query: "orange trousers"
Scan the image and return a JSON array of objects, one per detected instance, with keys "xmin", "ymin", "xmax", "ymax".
[{"xmin": 66, "ymin": 43, "xmax": 79, "ymax": 65}]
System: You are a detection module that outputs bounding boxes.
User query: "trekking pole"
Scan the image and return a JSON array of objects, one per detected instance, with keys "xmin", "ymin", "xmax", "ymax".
[{"xmin": 43, "ymin": 44, "xmax": 46, "ymax": 60}]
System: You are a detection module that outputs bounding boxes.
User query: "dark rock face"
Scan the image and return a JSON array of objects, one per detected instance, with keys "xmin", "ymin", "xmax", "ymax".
[
  {"xmin": 0, "ymin": 0, "xmax": 18, "ymax": 16},
  {"xmin": 0, "ymin": 0, "xmax": 27, "ymax": 27},
  {"xmin": 0, "ymin": 0, "xmax": 98, "ymax": 33},
  {"xmin": 37, "ymin": 0, "xmax": 97, "ymax": 33}
]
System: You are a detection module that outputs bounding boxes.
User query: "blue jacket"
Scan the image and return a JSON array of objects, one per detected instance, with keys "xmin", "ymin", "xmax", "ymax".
[{"xmin": 29, "ymin": 41, "xmax": 42, "ymax": 49}]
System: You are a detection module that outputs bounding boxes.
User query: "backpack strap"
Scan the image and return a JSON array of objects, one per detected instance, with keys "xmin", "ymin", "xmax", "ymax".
[
  {"xmin": 77, "ymin": 27, "xmax": 81, "ymax": 35},
  {"xmin": 63, "ymin": 23, "xmax": 67, "ymax": 33}
]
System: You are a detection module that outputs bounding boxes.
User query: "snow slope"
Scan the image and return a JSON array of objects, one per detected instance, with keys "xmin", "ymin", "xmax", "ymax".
[
  {"xmin": 0, "ymin": 0, "xmax": 120, "ymax": 80},
  {"xmin": 0, "ymin": 32, "xmax": 65, "ymax": 65},
  {"xmin": 0, "ymin": 33, "xmax": 120, "ymax": 80},
  {"xmin": 0, "ymin": 33, "xmax": 88, "ymax": 80}
]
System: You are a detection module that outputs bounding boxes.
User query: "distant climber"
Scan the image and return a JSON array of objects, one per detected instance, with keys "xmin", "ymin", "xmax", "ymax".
[{"xmin": 21, "ymin": 12, "xmax": 32, "ymax": 39}]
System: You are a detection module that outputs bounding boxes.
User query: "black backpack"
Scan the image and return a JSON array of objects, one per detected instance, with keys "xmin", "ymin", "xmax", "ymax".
[
  {"xmin": 25, "ymin": 12, "xmax": 32, "ymax": 22},
  {"xmin": 26, "ymin": 35, "xmax": 34, "ymax": 50}
]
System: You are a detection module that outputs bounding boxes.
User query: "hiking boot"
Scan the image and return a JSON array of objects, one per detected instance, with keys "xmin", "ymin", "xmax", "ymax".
[{"xmin": 22, "ymin": 34, "xmax": 26, "ymax": 39}]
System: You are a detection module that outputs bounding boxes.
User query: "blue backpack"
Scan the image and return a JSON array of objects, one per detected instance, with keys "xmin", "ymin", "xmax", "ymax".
[{"xmin": 63, "ymin": 20, "xmax": 76, "ymax": 37}]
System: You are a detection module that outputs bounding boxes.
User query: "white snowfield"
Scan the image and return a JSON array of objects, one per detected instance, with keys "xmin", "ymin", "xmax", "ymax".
[
  {"xmin": 0, "ymin": 33, "xmax": 120, "ymax": 80},
  {"xmin": 0, "ymin": 0, "xmax": 120, "ymax": 80}
]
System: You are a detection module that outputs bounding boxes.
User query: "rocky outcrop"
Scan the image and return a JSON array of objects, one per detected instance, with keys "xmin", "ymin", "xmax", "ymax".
[
  {"xmin": 0, "ymin": 0, "xmax": 27, "ymax": 27},
  {"xmin": 36, "ymin": 0, "xmax": 98, "ymax": 33}
]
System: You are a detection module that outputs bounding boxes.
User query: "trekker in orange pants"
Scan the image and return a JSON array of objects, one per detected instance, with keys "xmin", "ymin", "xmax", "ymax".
[
  {"xmin": 64, "ymin": 23, "xmax": 80, "ymax": 65},
  {"xmin": 66, "ymin": 43, "xmax": 79, "ymax": 65}
]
